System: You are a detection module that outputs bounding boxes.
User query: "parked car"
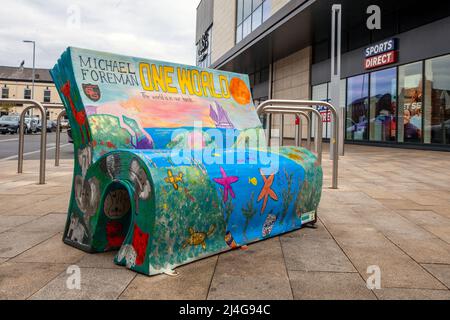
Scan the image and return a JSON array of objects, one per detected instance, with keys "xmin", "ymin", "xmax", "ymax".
[
  {"xmin": 60, "ymin": 119, "xmax": 70, "ymax": 129},
  {"xmin": 0, "ymin": 115, "xmax": 20, "ymax": 134},
  {"xmin": 37, "ymin": 120, "xmax": 57, "ymax": 133},
  {"xmin": 24, "ymin": 118, "xmax": 38, "ymax": 134}
]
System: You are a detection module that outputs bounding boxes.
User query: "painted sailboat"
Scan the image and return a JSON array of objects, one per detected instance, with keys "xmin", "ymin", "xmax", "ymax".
[{"xmin": 210, "ymin": 102, "xmax": 234, "ymax": 129}]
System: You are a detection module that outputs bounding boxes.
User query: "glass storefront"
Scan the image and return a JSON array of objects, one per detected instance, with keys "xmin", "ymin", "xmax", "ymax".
[
  {"xmin": 311, "ymin": 80, "xmax": 346, "ymax": 140},
  {"xmin": 398, "ymin": 62, "xmax": 423, "ymax": 143},
  {"xmin": 313, "ymin": 53, "xmax": 450, "ymax": 148},
  {"xmin": 369, "ymin": 67, "xmax": 397, "ymax": 142},
  {"xmin": 346, "ymin": 74, "xmax": 369, "ymax": 141},
  {"xmin": 312, "ymin": 83, "xmax": 329, "ymax": 139},
  {"xmin": 425, "ymin": 55, "xmax": 450, "ymax": 145}
]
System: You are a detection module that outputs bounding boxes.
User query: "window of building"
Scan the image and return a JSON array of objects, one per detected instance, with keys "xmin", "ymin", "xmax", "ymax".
[
  {"xmin": 236, "ymin": 0, "xmax": 270, "ymax": 43},
  {"xmin": 24, "ymin": 87, "xmax": 31, "ymax": 99},
  {"xmin": 424, "ymin": 54, "xmax": 450, "ymax": 145},
  {"xmin": 312, "ymin": 80, "xmax": 347, "ymax": 140},
  {"xmin": 44, "ymin": 88, "xmax": 51, "ymax": 103},
  {"xmin": 1, "ymin": 85, "xmax": 9, "ymax": 99},
  {"xmin": 398, "ymin": 62, "xmax": 423, "ymax": 143},
  {"xmin": 346, "ymin": 74, "xmax": 369, "ymax": 141},
  {"xmin": 312, "ymin": 83, "xmax": 329, "ymax": 139},
  {"xmin": 369, "ymin": 67, "xmax": 397, "ymax": 142},
  {"xmin": 197, "ymin": 25, "xmax": 213, "ymax": 68}
]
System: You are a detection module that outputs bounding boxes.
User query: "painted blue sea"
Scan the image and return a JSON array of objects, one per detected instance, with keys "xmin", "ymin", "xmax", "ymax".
[{"xmin": 145, "ymin": 127, "xmax": 242, "ymax": 150}]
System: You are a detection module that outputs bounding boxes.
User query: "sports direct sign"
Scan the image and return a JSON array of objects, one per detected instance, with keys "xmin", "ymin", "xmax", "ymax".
[{"xmin": 364, "ymin": 38, "xmax": 398, "ymax": 70}]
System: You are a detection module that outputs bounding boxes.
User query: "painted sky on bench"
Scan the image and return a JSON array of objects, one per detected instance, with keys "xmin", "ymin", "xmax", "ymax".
[{"xmin": 70, "ymin": 48, "xmax": 263, "ymax": 131}]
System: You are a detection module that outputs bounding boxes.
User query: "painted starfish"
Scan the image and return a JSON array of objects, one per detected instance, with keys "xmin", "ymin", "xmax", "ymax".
[
  {"xmin": 213, "ymin": 167, "xmax": 239, "ymax": 203},
  {"xmin": 257, "ymin": 169, "xmax": 279, "ymax": 214}
]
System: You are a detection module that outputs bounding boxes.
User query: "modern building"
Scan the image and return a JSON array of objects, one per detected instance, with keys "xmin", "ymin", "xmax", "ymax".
[
  {"xmin": 196, "ymin": 0, "xmax": 450, "ymax": 150},
  {"xmin": 0, "ymin": 66, "xmax": 62, "ymax": 120}
]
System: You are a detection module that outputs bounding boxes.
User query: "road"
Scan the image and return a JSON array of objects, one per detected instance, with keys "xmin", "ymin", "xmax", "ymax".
[{"xmin": 0, "ymin": 131, "xmax": 73, "ymax": 161}]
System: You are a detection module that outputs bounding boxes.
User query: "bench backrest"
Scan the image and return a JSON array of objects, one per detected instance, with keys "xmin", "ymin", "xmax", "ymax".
[{"xmin": 51, "ymin": 47, "xmax": 265, "ymax": 161}]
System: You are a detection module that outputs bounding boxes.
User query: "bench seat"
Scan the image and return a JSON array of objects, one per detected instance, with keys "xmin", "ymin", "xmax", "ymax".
[{"xmin": 51, "ymin": 47, "xmax": 323, "ymax": 276}]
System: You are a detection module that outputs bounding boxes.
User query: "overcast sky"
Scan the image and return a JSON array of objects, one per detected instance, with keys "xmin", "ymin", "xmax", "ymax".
[{"xmin": 0, "ymin": 0, "xmax": 199, "ymax": 69}]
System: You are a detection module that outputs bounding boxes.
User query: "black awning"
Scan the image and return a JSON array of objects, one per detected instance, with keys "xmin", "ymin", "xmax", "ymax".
[{"xmin": 213, "ymin": 0, "xmax": 450, "ymax": 75}]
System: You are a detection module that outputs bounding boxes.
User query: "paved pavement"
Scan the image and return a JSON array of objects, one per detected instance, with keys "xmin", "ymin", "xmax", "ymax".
[
  {"xmin": 0, "ymin": 145, "xmax": 449, "ymax": 300},
  {"xmin": 0, "ymin": 131, "xmax": 73, "ymax": 161}
]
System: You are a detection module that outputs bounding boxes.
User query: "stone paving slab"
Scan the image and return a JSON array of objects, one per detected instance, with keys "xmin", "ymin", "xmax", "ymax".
[
  {"xmin": 280, "ymin": 223, "xmax": 356, "ymax": 273},
  {"xmin": 30, "ymin": 267, "xmax": 136, "ymax": 300},
  {"xmin": 76, "ymin": 251, "xmax": 122, "ymax": 270},
  {"xmin": 120, "ymin": 256, "xmax": 217, "ymax": 300},
  {"xmin": 0, "ymin": 230, "xmax": 56, "ymax": 258},
  {"xmin": 1, "ymin": 146, "xmax": 450, "ymax": 300},
  {"xmin": 423, "ymin": 226, "xmax": 450, "ymax": 245},
  {"xmin": 288, "ymin": 271, "xmax": 376, "ymax": 300},
  {"xmin": 374, "ymin": 288, "xmax": 450, "ymax": 300},
  {"xmin": 0, "ymin": 262, "xmax": 68, "ymax": 300},
  {"xmin": 13, "ymin": 213, "xmax": 67, "ymax": 234},
  {"xmin": 11, "ymin": 233, "xmax": 85, "ymax": 265},
  {"xmin": 325, "ymin": 223, "xmax": 446, "ymax": 290},
  {"xmin": 0, "ymin": 215, "xmax": 36, "ymax": 233},
  {"xmin": 207, "ymin": 238, "xmax": 293, "ymax": 300},
  {"xmin": 422, "ymin": 264, "xmax": 450, "ymax": 289}
]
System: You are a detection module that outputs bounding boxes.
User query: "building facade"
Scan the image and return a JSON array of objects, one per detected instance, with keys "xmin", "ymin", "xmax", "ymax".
[
  {"xmin": 0, "ymin": 66, "xmax": 62, "ymax": 120},
  {"xmin": 196, "ymin": 0, "xmax": 450, "ymax": 150}
]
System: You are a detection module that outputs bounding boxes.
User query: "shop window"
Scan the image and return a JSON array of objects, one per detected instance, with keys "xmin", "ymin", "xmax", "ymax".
[
  {"xmin": 346, "ymin": 74, "xmax": 369, "ymax": 141},
  {"xmin": 424, "ymin": 54, "xmax": 450, "ymax": 145},
  {"xmin": 398, "ymin": 62, "xmax": 423, "ymax": 143},
  {"xmin": 369, "ymin": 67, "xmax": 397, "ymax": 142},
  {"xmin": 236, "ymin": 0, "xmax": 270, "ymax": 44},
  {"xmin": 1, "ymin": 86, "xmax": 8, "ymax": 99},
  {"xmin": 248, "ymin": 66, "xmax": 270, "ymax": 102},
  {"xmin": 312, "ymin": 80, "xmax": 347, "ymax": 140},
  {"xmin": 312, "ymin": 83, "xmax": 329, "ymax": 139}
]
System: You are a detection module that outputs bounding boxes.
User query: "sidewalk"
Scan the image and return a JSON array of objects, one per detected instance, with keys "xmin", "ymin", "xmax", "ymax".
[{"xmin": 0, "ymin": 145, "xmax": 449, "ymax": 300}]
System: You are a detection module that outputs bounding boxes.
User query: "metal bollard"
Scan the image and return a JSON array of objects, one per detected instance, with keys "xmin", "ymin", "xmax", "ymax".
[
  {"xmin": 16, "ymin": 101, "xmax": 47, "ymax": 184},
  {"xmin": 55, "ymin": 110, "xmax": 67, "ymax": 167}
]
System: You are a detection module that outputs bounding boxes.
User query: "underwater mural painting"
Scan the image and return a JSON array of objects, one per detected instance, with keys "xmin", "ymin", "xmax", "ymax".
[{"xmin": 51, "ymin": 47, "xmax": 323, "ymax": 276}]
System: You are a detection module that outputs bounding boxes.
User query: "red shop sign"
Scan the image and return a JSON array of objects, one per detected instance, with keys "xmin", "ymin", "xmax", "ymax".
[{"xmin": 365, "ymin": 51, "xmax": 398, "ymax": 70}]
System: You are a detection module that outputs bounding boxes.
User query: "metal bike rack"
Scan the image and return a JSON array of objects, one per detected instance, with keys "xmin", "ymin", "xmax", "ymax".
[
  {"xmin": 295, "ymin": 112, "xmax": 312, "ymax": 150},
  {"xmin": 257, "ymin": 99, "xmax": 339, "ymax": 189},
  {"xmin": 55, "ymin": 110, "xmax": 67, "ymax": 167},
  {"xmin": 42, "ymin": 104, "xmax": 65, "ymax": 167},
  {"xmin": 263, "ymin": 108, "xmax": 323, "ymax": 165},
  {"xmin": 0, "ymin": 100, "xmax": 66, "ymax": 184},
  {"xmin": 0, "ymin": 99, "xmax": 49, "ymax": 184}
]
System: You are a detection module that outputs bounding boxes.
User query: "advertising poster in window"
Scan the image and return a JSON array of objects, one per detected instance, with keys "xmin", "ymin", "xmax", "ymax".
[{"xmin": 398, "ymin": 62, "xmax": 423, "ymax": 143}]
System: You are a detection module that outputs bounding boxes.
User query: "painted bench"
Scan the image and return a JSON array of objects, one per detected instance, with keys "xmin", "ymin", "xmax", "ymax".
[{"xmin": 51, "ymin": 47, "xmax": 322, "ymax": 276}]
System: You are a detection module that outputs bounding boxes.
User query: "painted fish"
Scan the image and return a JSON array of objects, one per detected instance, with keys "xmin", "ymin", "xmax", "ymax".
[{"xmin": 249, "ymin": 177, "xmax": 258, "ymax": 186}]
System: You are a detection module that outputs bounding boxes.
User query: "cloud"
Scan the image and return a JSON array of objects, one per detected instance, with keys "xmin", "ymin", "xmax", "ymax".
[{"xmin": 0, "ymin": 0, "xmax": 199, "ymax": 69}]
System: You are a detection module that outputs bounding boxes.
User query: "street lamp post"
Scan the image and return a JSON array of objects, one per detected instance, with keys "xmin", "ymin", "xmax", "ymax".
[{"xmin": 23, "ymin": 40, "xmax": 36, "ymax": 117}]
